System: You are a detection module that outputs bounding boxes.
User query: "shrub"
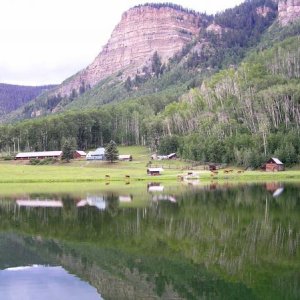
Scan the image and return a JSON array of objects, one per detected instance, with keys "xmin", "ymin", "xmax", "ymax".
[
  {"xmin": 3, "ymin": 156, "xmax": 13, "ymax": 161},
  {"xmin": 29, "ymin": 158, "xmax": 40, "ymax": 165}
]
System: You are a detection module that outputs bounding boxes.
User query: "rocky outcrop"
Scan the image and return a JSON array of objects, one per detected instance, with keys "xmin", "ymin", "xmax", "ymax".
[
  {"xmin": 56, "ymin": 5, "xmax": 202, "ymax": 97},
  {"xmin": 206, "ymin": 23, "xmax": 223, "ymax": 35},
  {"xmin": 278, "ymin": 0, "xmax": 300, "ymax": 25},
  {"xmin": 256, "ymin": 6, "xmax": 274, "ymax": 17}
]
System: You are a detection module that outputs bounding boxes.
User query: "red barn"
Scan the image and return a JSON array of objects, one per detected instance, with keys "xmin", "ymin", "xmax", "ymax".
[
  {"xmin": 264, "ymin": 158, "xmax": 284, "ymax": 172},
  {"xmin": 73, "ymin": 150, "xmax": 87, "ymax": 159}
]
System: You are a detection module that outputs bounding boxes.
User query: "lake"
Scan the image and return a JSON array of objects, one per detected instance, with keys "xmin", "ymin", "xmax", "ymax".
[{"xmin": 0, "ymin": 181, "xmax": 299, "ymax": 299}]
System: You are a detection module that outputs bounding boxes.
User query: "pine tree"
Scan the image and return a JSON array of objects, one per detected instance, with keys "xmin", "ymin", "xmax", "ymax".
[
  {"xmin": 105, "ymin": 140, "xmax": 119, "ymax": 163},
  {"xmin": 62, "ymin": 140, "xmax": 73, "ymax": 162},
  {"xmin": 152, "ymin": 51, "xmax": 162, "ymax": 77}
]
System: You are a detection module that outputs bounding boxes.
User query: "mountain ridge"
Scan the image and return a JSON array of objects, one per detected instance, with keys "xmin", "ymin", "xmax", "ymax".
[{"xmin": 0, "ymin": 83, "xmax": 57, "ymax": 117}]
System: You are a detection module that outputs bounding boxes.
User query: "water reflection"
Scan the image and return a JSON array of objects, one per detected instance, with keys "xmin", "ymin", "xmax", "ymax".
[
  {"xmin": 0, "ymin": 182, "xmax": 298, "ymax": 299},
  {"xmin": 17, "ymin": 199, "xmax": 63, "ymax": 208},
  {"xmin": 118, "ymin": 195, "xmax": 132, "ymax": 203},
  {"xmin": 147, "ymin": 182, "xmax": 165, "ymax": 192},
  {"xmin": 147, "ymin": 183, "xmax": 177, "ymax": 203},
  {"xmin": 77, "ymin": 196, "xmax": 106, "ymax": 210},
  {"xmin": 0, "ymin": 265, "xmax": 102, "ymax": 300},
  {"xmin": 265, "ymin": 182, "xmax": 285, "ymax": 197}
]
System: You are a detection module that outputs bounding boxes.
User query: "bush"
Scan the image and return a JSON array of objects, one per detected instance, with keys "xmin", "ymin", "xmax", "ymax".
[
  {"xmin": 29, "ymin": 158, "xmax": 40, "ymax": 165},
  {"xmin": 3, "ymin": 156, "xmax": 13, "ymax": 161},
  {"xmin": 29, "ymin": 158, "xmax": 57, "ymax": 165}
]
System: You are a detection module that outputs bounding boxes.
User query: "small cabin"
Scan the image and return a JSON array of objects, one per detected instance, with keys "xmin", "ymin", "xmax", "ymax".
[
  {"xmin": 147, "ymin": 167, "xmax": 164, "ymax": 176},
  {"xmin": 73, "ymin": 150, "xmax": 86, "ymax": 159},
  {"xmin": 86, "ymin": 148, "xmax": 105, "ymax": 160},
  {"xmin": 264, "ymin": 158, "xmax": 284, "ymax": 172},
  {"xmin": 119, "ymin": 154, "xmax": 132, "ymax": 161},
  {"xmin": 167, "ymin": 153, "xmax": 177, "ymax": 159}
]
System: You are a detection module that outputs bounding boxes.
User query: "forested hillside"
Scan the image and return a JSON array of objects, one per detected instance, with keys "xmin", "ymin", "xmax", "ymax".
[
  {"xmin": 0, "ymin": 0, "xmax": 300, "ymax": 167},
  {"xmin": 159, "ymin": 36, "xmax": 300, "ymax": 167},
  {"xmin": 0, "ymin": 83, "xmax": 56, "ymax": 116}
]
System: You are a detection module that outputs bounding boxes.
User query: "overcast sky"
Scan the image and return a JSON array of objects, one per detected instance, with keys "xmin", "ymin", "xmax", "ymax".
[{"xmin": 0, "ymin": 0, "xmax": 244, "ymax": 86}]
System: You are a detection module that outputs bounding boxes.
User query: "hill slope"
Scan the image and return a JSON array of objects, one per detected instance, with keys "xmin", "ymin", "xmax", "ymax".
[{"xmin": 0, "ymin": 83, "xmax": 56, "ymax": 117}]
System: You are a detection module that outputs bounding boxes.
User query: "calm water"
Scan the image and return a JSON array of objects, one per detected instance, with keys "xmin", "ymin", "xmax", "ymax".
[{"xmin": 0, "ymin": 182, "xmax": 299, "ymax": 299}]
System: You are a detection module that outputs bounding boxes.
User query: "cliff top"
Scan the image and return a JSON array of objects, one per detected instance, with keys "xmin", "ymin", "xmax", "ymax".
[{"xmin": 132, "ymin": 2, "xmax": 201, "ymax": 16}]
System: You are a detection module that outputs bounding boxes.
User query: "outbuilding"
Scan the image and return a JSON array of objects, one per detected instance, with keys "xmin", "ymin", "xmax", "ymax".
[
  {"xmin": 264, "ymin": 158, "xmax": 284, "ymax": 172},
  {"xmin": 86, "ymin": 148, "xmax": 105, "ymax": 160},
  {"xmin": 167, "ymin": 153, "xmax": 177, "ymax": 159},
  {"xmin": 15, "ymin": 151, "xmax": 63, "ymax": 160},
  {"xmin": 119, "ymin": 154, "xmax": 132, "ymax": 161},
  {"xmin": 147, "ymin": 167, "xmax": 164, "ymax": 176},
  {"xmin": 73, "ymin": 150, "xmax": 87, "ymax": 159}
]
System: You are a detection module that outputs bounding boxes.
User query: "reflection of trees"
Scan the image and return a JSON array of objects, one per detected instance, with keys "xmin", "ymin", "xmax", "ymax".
[
  {"xmin": 0, "ymin": 184, "xmax": 299, "ymax": 298},
  {"xmin": 105, "ymin": 193, "xmax": 119, "ymax": 217}
]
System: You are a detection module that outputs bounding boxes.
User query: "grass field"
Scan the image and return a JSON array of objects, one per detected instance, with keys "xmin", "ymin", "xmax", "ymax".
[{"xmin": 0, "ymin": 146, "xmax": 300, "ymax": 184}]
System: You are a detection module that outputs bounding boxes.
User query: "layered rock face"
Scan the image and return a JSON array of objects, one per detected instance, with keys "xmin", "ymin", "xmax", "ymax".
[
  {"xmin": 278, "ymin": 0, "xmax": 300, "ymax": 25},
  {"xmin": 56, "ymin": 5, "xmax": 201, "ymax": 97},
  {"xmin": 256, "ymin": 6, "xmax": 274, "ymax": 17}
]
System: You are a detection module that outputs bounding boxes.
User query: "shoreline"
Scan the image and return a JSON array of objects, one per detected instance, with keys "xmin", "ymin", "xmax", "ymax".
[{"xmin": 0, "ymin": 171, "xmax": 299, "ymax": 183}]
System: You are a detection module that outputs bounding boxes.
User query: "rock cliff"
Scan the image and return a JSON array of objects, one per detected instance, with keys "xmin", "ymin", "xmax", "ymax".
[
  {"xmin": 278, "ymin": 0, "xmax": 300, "ymax": 25},
  {"xmin": 56, "ymin": 5, "xmax": 202, "ymax": 97}
]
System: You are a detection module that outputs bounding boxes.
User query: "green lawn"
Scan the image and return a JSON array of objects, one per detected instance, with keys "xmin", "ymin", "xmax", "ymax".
[{"xmin": 0, "ymin": 146, "xmax": 300, "ymax": 183}]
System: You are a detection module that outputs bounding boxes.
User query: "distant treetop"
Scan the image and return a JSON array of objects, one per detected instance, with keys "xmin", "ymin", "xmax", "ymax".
[{"xmin": 133, "ymin": 2, "xmax": 200, "ymax": 16}]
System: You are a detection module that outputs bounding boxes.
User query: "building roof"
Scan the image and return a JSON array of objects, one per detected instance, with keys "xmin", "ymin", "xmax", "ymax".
[
  {"xmin": 75, "ymin": 150, "xmax": 86, "ymax": 156},
  {"xmin": 16, "ymin": 151, "xmax": 62, "ymax": 158},
  {"xmin": 86, "ymin": 148, "xmax": 105, "ymax": 156},
  {"xmin": 119, "ymin": 154, "xmax": 131, "ymax": 159},
  {"xmin": 93, "ymin": 148, "xmax": 105, "ymax": 155},
  {"xmin": 147, "ymin": 168, "xmax": 164, "ymax": 172},
  {"xmin": 270, "ymin": 157, "xmax": 283, "ymax": 165}
]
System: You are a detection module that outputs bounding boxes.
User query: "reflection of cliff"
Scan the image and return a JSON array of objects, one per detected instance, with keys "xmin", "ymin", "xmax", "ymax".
[
  {"xmin": 0, "ymin": 184, "xmax": 299, "ymax": 299},
  {"xmin": 33, "ymin": 239, "xmax": 253, "ymax": 300},
  {"xmin": 0, "ymin": 232, "xmax": 252, "ymax": 299},
  {"xmin": 59, "ymin": 252, "xmax": 181, "ymax": 300},
  {"xmin": 0, "ymin": 233, "xmax": 51, "ymax": 269}
]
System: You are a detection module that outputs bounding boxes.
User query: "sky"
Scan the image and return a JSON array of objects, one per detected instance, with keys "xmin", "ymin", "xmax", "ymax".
[{"xmin": 0, "ymin": 0, "xmax": 244, "ymax": 86}]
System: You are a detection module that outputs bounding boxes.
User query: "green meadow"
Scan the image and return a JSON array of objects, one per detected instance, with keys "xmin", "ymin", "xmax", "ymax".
[{"xmin": 1, "ymin": 146, "xmax": 300, "ymax": 184}]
